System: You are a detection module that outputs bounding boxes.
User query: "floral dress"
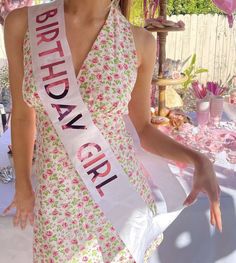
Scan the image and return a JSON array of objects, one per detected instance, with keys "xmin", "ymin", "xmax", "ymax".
[{"xmin": 22, "ymin": 4, "xmax": 163, "ymax": 263}]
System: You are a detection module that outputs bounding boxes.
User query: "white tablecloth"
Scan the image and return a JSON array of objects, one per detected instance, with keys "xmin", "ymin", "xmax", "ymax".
[
  {"xmin": 1, "ymin": 128, "xmax": 236, "ymax": 263},
  {"xmin": 150, "ymin": 161, "xmax": 236, "ymax": 263}
]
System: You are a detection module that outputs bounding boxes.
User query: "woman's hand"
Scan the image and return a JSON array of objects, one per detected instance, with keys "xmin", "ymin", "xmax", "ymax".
[
  {"xmin": 3, "ymin": 186, "xmax": 35, "ymax": 230},
  {"xmin": 183, "ymin": 155, "xmax": 222, "ymax": 232}
]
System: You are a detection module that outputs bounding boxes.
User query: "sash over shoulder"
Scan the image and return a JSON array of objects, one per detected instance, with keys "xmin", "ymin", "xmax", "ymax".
[{"xmin": 27, "ymin": 0, "xmax": 188, "ymax": 261}]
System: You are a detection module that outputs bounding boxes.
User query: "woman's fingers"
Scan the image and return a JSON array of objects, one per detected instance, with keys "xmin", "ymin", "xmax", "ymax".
[
  {"xmin": 3, "ymin": 201, "xmax": 16, "ymax": 215},
  {"xmin": 20, "ymin": 212, "xmax": 28, "ymax": 230},
  {"xmin": 183, "ymin": 189, "xmax": 199, "ymax": 206},
  {"xmin": 211, "ymin": 201, "xmax": 222, "ymax": 232},
  {"xmin": 13, "ymin": 210, "xmax": 33, "ymax": 229},
  {"xmin": 28, "ymin": 212, "xmax": 34, "ymax": 226},
  {"xmin": 13, "ymin": 210, "xmax": 21, "ymax": 227},
  {"xmin": 207, "ymin": 184, "xmax": 222, "ymax": 232},
  {"xmin": 210, "ymin": 208, "xmax": 216, "ymax": 226},
  {"xmin": 217, "ymin": 185, "xmax": 221, "ymax": 197}
]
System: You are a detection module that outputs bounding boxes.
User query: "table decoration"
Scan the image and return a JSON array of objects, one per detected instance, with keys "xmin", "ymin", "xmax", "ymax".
[
  {"xmin": 152, "ymin": 58, "xmax": 188, "ymax": 84},
  {"xmin": 223, "ymin": 95, "xmax": 236, "ymax": 123},
  {"xmin": 209, "ymin": 96, "xmax": 224, "ymax": 127},
  {"xmin": 145, "ymin": 0, "xmax": 187, "ymax": 117},
  {"xmin": 182, "ymin": 54, "xmax": 208, "ymax": 91},
  {"xmin": 0, "ymin": 166, "xmax": 15, "ymax": 184},
  {"xmin": 224, "ymin": 134, "xmax": 236, "ymax": 176},
  {"xmin": 229, "ymin": 88, "xmax": 236, "ymax": 104},
  {"xmin": 156, "ymin": 118, "xmax": 236, "ymax": 176},
  {"xmin": 150, "ymin": 107, "xmax": 192, "ymax": 129},
  {"xmin": 212, "ymin": 0, "xmax": 236, "ymax": 28},
  {"xmin": 192, "ymin": 81, "xmax": 208, "ymax": 100},
  {"xmin": 206, "ymin": 81, "xmax": 227, "ymax": 96},
  {"xmin": 165, "ymin": 86, "xmax": 183, "ymax": 108},
  {"xmin": 196, "ymin": 99, "xmax": 210, "ymax": 127}
]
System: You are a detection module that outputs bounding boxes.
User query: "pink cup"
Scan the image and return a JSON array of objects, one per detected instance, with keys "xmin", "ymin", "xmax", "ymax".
[
  {"xmin": 196, "ymin": 99, "xmax": 210, "ymax": 126},
  {"xmin": 210, "ymin": 96, "xmax": 223, "ymax": 126}
]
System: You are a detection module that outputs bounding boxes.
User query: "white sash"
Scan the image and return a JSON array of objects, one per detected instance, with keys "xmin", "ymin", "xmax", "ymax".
[{"xmin": 28, "ymin": 0, "xmax": 188, "ymax": 261}]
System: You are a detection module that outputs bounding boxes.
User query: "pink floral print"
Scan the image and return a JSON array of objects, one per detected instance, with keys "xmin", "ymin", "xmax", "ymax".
[{"xmin": 22, "ymin": 4, "xmax": 163, "ymax": 263}]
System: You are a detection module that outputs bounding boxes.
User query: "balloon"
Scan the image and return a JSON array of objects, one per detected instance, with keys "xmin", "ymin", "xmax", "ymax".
[{"xmin": 212, "ymin": 0, "xmax": 236, "ymax": 28}]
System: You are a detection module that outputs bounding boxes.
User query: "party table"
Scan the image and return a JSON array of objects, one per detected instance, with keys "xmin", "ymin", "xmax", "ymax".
[
  {"xmin": 149, "ymin": 113, "xmax": 236, "ymax": 263},
  {"xmin": 1, "ymin": 125, "xmax": 236, "ymax": 263},
  {"xmin": 149, "ymin": 155, "xmax": 236, "ymax": 263}
]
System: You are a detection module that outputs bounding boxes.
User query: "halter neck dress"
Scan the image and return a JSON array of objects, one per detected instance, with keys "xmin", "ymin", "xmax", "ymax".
[{"xmin": 22, "ymin": 3, "xmax": 163, "ymax": 262}]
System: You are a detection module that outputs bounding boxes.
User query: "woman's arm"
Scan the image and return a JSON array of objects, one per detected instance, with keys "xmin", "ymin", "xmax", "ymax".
[
  {"xmin": 129, "ymin": 26, "xmax": 222, "ymax": 232},
  {"xmin": 129, "ymin": 28, "xmax": 201, "ymax": 165},
  {"xmin": 3, "ymin": 7, "xmax": 35, "ymax": 229}
]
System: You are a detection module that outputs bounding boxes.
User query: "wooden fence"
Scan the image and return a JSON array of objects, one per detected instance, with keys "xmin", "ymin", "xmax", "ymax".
[
  {"xmin": 0, "ymin": 14, "xmax": 236, "ymax": 84},
  {"xmin": 164, "ymin": 14, "xmax": 236, "ymax": 84}
]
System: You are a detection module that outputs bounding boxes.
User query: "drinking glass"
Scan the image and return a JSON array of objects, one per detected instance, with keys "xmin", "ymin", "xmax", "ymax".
[
  {"xmin": 225, "ymin": 149, "xmax": 236, "ymax": 176},
  {"xmin": 196, "ymin": 99, "xmax": 210, "ymax": 128},
  {"xmin": 210, "ymin": 96, "xmax": 223, "ymax": 127}
]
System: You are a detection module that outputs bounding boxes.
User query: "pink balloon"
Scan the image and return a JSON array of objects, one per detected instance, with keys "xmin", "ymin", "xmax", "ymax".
[{"xmin": 212, "ymin": 0, "xmax": 236, "ymax": 27}]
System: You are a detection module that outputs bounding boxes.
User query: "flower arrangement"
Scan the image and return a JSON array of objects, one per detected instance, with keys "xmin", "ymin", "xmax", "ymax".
[
  {"xmin": 182, "ymin": 54, "xmax": 208, "ymax": 90},
  {"xmin": 206, "ymin": 81, "xmax": 227, "ymax": 96},
  {"xmin": 192, "ymin": 81, "xmax": 208, "ymax": 99},
  {"xmin": 191, "ymin": 80, "xmax": 228, "ymax": 100}
]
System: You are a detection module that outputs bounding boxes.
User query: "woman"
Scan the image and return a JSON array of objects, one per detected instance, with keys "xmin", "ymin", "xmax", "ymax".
[{"xmin": 3, "ymin": 0, "xmax": 221, "ymax": 262}]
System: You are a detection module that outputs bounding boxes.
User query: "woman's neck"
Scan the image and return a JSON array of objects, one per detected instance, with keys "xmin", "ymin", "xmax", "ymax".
[{"xmin": 64, "ymin": 0, "xmax": 112, "ymax": 21}]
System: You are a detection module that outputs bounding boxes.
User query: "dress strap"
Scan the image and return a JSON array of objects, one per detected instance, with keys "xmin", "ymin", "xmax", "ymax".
[{"xmin": 111, "ymin": 0, "xmax": 120, "ymax": 8}]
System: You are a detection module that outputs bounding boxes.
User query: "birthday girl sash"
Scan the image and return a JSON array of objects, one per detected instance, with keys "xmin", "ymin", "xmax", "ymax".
[{"xmin": 28, "ymin": 0, "xmax": 188, "ymax": 261}]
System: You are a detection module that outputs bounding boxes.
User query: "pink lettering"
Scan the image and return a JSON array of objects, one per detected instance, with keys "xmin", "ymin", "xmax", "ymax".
[
  {"xmin": 36, "ymin": 22, "xmax": 59, "ymax": 32},
  {"xmin": 39, "ymin": 41, "xmax": 64, "ymax": 57},
  {"xmin": 36, "ymin": 9, "xmax": 57, "ymax": 24},
  {"xmin": 45, "ymin": 78, "xmax": 69, "ymax": 100},
  {"xmin": 87, "ymin": 160, "xmax": 111, "ymax": 183},
  {"xmin": 77, "ymin": 144, "xmax": 118, "ymax": 197},
  {"xmin": 51, "ymin": 104, "xmax": 76, "ymax": 121},
  {"xmin": 37, "ymin": 28, "xmax": 59, "ymax": 45},
  {"xmin": 77, "ymin": 143, "xmax": 102, "ymax": 162},
  {"xmin": 41, "ymin": 60, "xmax": 66, "ymax": 81},
  {"xmin": 62, "ymin": 113, "xmax": 86, "ymax": 130},
  {"xmin": 83, "ymin": 153, "xmax": 105, "ymax": 169},
  {"xmin": 96, "ymin": 175, "xmax": 118, "ymax": 197}
]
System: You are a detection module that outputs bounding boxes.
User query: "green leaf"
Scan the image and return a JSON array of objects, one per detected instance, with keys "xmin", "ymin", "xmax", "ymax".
[
  {"xmin": 190, "ymin": 54, "xmax": 196, "ymax": 66},
  {"xmin": 195, "ymin": 68, "xmax": 208, "ymax": 74}
]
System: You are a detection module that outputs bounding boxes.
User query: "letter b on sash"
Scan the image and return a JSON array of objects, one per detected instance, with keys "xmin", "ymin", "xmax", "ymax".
[{"xmin": 36, "ymin": 9, "xmax": 57, "ymax": 23}]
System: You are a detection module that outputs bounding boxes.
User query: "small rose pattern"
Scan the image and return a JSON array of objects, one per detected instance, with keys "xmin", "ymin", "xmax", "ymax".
[{"xmin": 22, "ymin": 5, "xmax": 162, "ymax": 263}]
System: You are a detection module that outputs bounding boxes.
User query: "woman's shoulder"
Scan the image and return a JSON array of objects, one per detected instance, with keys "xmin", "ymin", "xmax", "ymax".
[
  {"xmin": 130, "ymin": 25, "xmax": 156, "ymax": 66},
  {"xmin": 131, "ymin": 25, "xmax": 155, "ymax": 40},
  {"xmin": 4, "ymin": 7, "xmax": 28, "ymax": 41},
  {"xmin": 131, "ymin": 25, "xmax": 156, "ymax": 49}
]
